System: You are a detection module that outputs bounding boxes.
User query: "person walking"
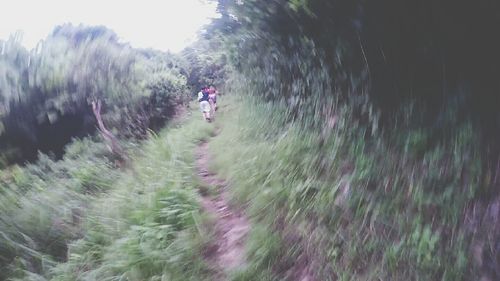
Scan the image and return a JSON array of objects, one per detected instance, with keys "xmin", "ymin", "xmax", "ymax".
[
  {"xmin": 198, "ymin": 87, "xmax": 212, "ymax": 121},
  {"xmin": 209, "ymin": 85, "xmax": 218, "ymax": 112}
]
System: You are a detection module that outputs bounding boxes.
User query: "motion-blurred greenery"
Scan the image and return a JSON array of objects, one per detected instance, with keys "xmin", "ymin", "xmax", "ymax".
[
  {"xmin": 1, "ymin": 0, "xmax": 499, "ymax": 280},
  {"xmin": 0, "ymin": 24, "xmax": 191, "ymax": 164},
  {"xmin": 1, "ymin": 105, "xmax": 217, "ymax": 280}
]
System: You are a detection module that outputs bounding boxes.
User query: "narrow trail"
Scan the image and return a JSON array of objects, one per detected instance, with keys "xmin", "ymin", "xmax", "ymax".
[{"xmin": 195, "ymin": 140, "xmax": 250, "ymax": 280}]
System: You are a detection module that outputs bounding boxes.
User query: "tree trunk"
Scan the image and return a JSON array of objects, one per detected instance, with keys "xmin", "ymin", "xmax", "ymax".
[{"xmin": 91, "ymin": 99, "xmax": 125, "ymax": 160}]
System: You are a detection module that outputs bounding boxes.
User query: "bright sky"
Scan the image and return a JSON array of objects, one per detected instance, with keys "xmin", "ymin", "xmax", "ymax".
[{"xmin": 0, "ymin": 0, "xmax": 219, "ymax": 52}]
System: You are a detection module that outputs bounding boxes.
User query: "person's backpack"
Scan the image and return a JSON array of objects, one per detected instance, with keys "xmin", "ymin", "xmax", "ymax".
[{"xmin": 199, "ymin": 91, "xmax": 209, "ymax": 102}]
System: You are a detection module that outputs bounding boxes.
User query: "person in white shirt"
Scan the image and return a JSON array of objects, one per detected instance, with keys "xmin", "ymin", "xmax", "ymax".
[{"xmin": 198, "ymin": 87, "xmax": 211, "ymax": 121}]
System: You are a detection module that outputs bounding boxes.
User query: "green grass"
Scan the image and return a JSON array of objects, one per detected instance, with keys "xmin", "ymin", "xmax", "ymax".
[
  {"xmin": 49, "ymin": 107, "xmax": 217, "ymax": 281},
  {"xmin": 1, "ymin": 92, "xmax": 483, "ymax": 281},
  {"xmin": 0, "ymin": 139, "xmax": 119, "ymax": 280},
  {"xmin": 209, "ymin": 94, "xmax": 480, "ymax": 280},
  {"xmin": 1, "ymin": 105, "xmax": 219, "ymax": 281}
]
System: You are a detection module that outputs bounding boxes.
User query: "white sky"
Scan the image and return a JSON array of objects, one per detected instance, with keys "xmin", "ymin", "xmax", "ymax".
[{"xmin": 0, "ymin": 0, "xmax": 219, "ymax": 52}]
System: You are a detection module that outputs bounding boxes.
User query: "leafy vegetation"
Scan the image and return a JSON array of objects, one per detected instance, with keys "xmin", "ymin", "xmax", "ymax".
[
  {"xmin": 210, "ymin": 95, "xmax": 481, "ymax": 280},
  {"xmin": 49, "ymin": 111, "xmax": 215, "ymax": 281},
  {"xmin": 0, "ymin": 23, "xmax": 220, "ymax": 281},
  {"xmin": 203, "ymin": 1, "xmax": 499, "ymax": 280},
  {"xmin": 0, "ymin": 24, "xmax": 190, "ymax": 164},
  {"xmin": 0, "ymin": 137, "xmax": 118, "ymax": 279},
  {"xmin": 1, "ymin": 0, "xmax": 499, "ymax": 280},
  {"xmin": 1, "ymin": 107, "xmax": 217, "ymax": 280}
]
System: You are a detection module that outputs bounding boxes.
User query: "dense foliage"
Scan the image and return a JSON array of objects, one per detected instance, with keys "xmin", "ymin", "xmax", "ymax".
[
  {"xmin": 0, "ymin": 24, "xmax": 206, "ymax": 280},
  {"xmin": 1, "ymin": 1, "xmax": 499, "ymax": 280},
  {"xmin": 204, "ymin": 1, "xmax": 500, "ymax": 280},
  {"xmin": 0, "ymin": 24, "xmax": 190, "ymax": 164},
  {"xmin": 0, "ymin": 113, "xmax": 216, "ymax": 281}
]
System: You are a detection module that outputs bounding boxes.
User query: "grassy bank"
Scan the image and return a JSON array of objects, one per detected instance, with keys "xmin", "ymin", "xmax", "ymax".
[
  {"xmin": 1, "ymin": 92, "xmax": 485, "ymax": 280},
  {"xmin": 210, "ymin": 95, "xmax": 480, "ymax": 281},
  {"xmin": 1, "ymin": 106, "xmax": 218, "ymax": 281}
]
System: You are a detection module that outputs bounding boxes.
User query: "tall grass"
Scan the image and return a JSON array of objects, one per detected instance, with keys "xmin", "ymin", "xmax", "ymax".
[
  {"xmin": 210, "ymin": 94, "xmax": 481, "ymax": 280},
  {"xmin": 50, "ymin": 108, "xmax": 217, "ymax": 281},
  {"xmin": 1, "ymin": 91, "xmax": 484, "ymax": 280},
  {"xmin": 1, "ymin": 106, "xmax": 218, "ymax": 281},
  {"xmin": 0, "ymin": 139, "xmax": 118, "ymax": 280}
]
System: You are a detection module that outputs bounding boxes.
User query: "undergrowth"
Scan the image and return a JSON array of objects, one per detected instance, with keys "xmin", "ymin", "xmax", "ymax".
[
  {"xmin": 210, "ymin": 95, "xmax": 481, "ymax": 280},
  {"xmin": 1, "ymin": 106, "xmax": 217, "ymax": 281}
]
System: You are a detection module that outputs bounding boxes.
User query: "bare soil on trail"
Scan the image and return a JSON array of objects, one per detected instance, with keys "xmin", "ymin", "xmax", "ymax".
[{"xmin": 195, "ymin": 141, "xmax": 250, "ymax": 280}]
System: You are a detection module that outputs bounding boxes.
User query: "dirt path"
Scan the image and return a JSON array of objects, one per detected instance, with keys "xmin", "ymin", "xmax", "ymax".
[{"xmin": 195, "ymin": 140, "xmax": 250, "ymax": 280}]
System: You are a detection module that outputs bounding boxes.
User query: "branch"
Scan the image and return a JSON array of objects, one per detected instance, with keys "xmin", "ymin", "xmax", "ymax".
[{"xmin": 91, "ymin": 99, "xmax": 125, "ymax": 160}]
